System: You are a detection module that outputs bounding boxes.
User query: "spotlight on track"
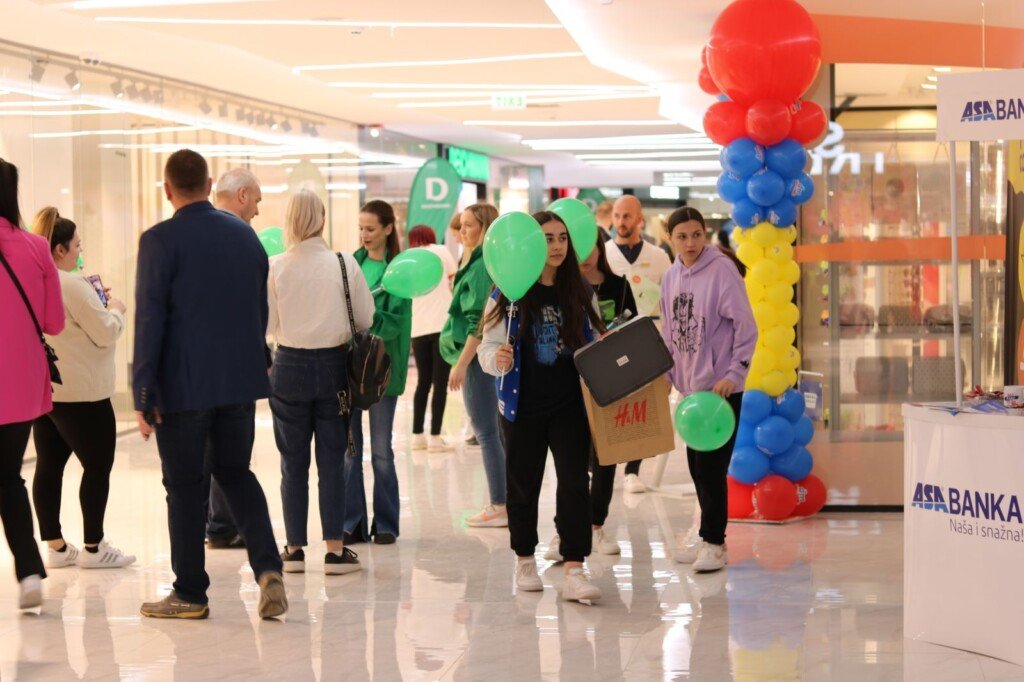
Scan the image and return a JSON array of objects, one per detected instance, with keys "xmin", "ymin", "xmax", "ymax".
[
  {"xmin": 29, "ymin": 59, "xmax": 47, "ymax": 83},
  {"xmin": 64, "ymin": 70, "xmax": 81, "ymax": 91},
  {"xmin": 110, "ymin": 79, "xmax": 124, "ymax": 98}
]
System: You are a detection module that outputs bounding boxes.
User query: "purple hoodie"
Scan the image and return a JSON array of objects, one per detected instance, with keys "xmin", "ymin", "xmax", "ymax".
[{"xmin": 660, "ymin": 246, "xmax": 758, "ymax": 395}]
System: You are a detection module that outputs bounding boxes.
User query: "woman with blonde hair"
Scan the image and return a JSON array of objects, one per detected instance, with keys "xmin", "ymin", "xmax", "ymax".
[
  {"xmin": 268, "ymin": 189, "xmax": 375, "ymax": 575},
  {"xmin": 30, "ymin": 207, "xmax": 134, "ymax": 570}
]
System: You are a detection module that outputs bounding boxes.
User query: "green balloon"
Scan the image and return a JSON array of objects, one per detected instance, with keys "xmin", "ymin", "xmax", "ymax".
[
  {"xmin": 381, "ymin": 248, "xmax": 444, "ymax": 299},
  {"xmin": 674, "ymin": 391, "xmax": 737, "ymax": 452},
  {"xmin": 483, "ymin": 212, "xmax": 547, "ymax": 301},
  {"xmin": 258, "ymin": 226, "xmax": 285, "ymax": 257},
  {"xmin": 549, "ymin": 197, "xmax": 598, "ymax": 263}
]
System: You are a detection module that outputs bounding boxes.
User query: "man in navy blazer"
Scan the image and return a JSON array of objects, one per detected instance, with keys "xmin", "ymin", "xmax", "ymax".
[{"xmin": 132, "ymin": 149, "xmax": 285, "ymax": 620}]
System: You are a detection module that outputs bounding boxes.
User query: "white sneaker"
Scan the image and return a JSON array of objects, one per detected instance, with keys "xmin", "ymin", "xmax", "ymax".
[
  {"xmin": 592, "ymin": 528, "xmax": 621, "ymax": 555},
  {"xmin": 515, "ymin": 557, "xmax": 543, "ymax": 592},
  {"xmin": 411, "ymin": 434, "xmax": 428, "ymax": 451},
  {"xmin": 18, "ymin": 575, "xmax": 41, "ymax": 610},
  {"xmin": 562, "ymin": 567, "xmax": 602, "ymax": 603},
  {"xmin": 543, "ymin": 534, "xmax": 563, "ymax": 562},
  {"xmin": 692, "ymin": 543, "xmax": 727, "ymax": 573},
  {"xmin": 466, "ymin": 504, "xmax": 508, "ymax": 528},
  {"xmin": 624, "ymin": 473, "xmax": 647, "ymax": 494},
  {"xmin": 45, "ymin": 543, "xmax": 80, "ymax": 569},
  {"xmin": 77, "ymin": 541, "xmax": 136, "ymax": 569},
  {"xmin": 428, "ymin": 435, "xmax": 453, "ymax": 452},
  {"xmin": 673, "ymin": 541, "xmax": 702, "ymax": 564}
]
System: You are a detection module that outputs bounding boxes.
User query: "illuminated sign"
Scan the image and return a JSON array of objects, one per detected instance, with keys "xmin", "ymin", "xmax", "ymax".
[
  {"xmin": 447, "ymin": 146, "xmax": 490, "ymax": 182},
  {"xmin": 809, "ymin": 122, "xmax": 885, "ymax": 176}
]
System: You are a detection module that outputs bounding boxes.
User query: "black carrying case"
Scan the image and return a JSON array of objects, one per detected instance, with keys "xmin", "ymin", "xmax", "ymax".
[{"xmin": 573, "ymin": 316, "xmax": 674, "ymax": 407}]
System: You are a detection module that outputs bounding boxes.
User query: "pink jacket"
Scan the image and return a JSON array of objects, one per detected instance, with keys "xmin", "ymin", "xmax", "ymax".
[{"xmin": 0, "ymin": 220, "xmax": 65, "ymax": 425}]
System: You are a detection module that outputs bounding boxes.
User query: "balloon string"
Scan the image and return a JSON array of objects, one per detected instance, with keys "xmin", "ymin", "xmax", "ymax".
[
  {"xmin": 370, "ymin": 285, "xmax": 383, "ymax": 296},
  {"xmin": 499, "ymin": 301, "xmax": 516, "ymax": 391}
]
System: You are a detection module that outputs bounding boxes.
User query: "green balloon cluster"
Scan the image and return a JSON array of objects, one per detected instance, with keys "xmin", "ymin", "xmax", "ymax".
[
  {"xmin": 674, "ymin": 391, "xmax": 737, "ymax": 452},
  {"xmin": 548, "ymin": 197, "xmax": 598, "ymax": 262},
  {"xmin": 381, "ymin": 248, "xmax": 444, "ymax": 299},
  {"xmin": 483, "ymin": 212, "xmax": 547, "ymax": 300},
  {"xmin": 258, "ymin": 227, "xmax": 285, "ymax": 257}
]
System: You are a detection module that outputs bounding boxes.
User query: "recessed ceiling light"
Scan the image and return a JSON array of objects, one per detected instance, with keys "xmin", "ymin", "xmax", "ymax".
[
  {"xmin": 293, "ymin": 52, "xmax": 584, "ymax": 73},
  {"xmin": 927, "ymin": 75, "xmax": 938, "ymax": 82},
  {"xmin": 94, "ymin": 17, "xmax": 564, "ymax": 29}
]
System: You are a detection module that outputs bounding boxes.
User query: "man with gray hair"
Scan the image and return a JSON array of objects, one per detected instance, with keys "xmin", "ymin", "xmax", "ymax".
[{"xmin": 203, "ymin": 168, "xmax": 263, "ymax": 551}]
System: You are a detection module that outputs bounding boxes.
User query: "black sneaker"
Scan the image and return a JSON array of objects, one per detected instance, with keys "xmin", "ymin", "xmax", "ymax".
[
  {"xmin": 343, "ymin": 531, "xmax": 367, "ymax": 545},
  {"xmin": 281, "ymin": 546, "xmax": 305, "ymax": 573},
  {"xmin": 325, "ymin": 548, "xmax": 362, "ymax": 575},
  {"xmin": 207, "ymin": 534, "xmax": 245, "ymax": 549},
  {"xmin": 373, "ymin": 533, "xmax": 397, "ymax": 545}
]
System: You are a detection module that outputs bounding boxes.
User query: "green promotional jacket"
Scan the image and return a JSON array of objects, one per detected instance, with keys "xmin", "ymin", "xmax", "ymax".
[
  {"xmin": 354, "ymin": 247, "xmax": 412, "ymax": 397},
  {"xmin": 439, "ymin": 247, "xmax": 493, "ymax": 366}
]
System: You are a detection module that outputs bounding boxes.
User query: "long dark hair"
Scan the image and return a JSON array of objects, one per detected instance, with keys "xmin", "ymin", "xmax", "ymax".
[
  {"xmin": 32, "ymin": 207, "xmax": 77, "ymax": 254},
  {"xmin": 667, "ymin": 206, "xmax": 745, "ymax": 276},
  {"xmin": 592, "ymin": 231, "xmax": 617, "ymax": 280},
  {"xmin": 483, "ymin": 210, "xmax": 605, "ymax": 350},
  {"xmin": 360, "ymin": 199, "xmax": 401, "ymax": 261},
  {"xmin": 0, "ymin": 158, "xmax": 22, "ymax": 228}
]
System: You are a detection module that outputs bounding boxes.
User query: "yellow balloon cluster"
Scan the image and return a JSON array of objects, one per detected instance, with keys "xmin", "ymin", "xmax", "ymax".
[{"xmin": 734, "ymin": 222, "xmax": 800, "ymax": 397}]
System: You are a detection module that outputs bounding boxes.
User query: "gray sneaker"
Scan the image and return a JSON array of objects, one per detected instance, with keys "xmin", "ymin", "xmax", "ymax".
[
  {"xmin": 140, "ymin": 593, "xmax": 209, "ymax": 620},
  {"xmin": 257, "ymin": 571, "xmax": 288, "ymax": 619}
]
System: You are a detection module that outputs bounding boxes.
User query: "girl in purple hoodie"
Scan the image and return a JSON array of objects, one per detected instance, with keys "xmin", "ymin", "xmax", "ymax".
[{"xmin": 660, "ymin": 207, "xmax": 757, "ymax": 573}]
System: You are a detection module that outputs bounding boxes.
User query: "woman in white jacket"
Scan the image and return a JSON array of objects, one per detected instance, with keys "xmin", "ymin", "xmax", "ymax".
[{"xmin": 31, "ymin": 208, "xmax": 134, "ymax": 569}]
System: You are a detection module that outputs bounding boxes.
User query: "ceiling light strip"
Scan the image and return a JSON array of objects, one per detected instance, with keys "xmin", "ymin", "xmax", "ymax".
[
  {"xmin": 294, "ymin": 52, "xmax": 583, "ymax": 73},
  {"xmin": 332, "ymin": 82, "xmax": 648, "ymax": 91},
  {"xmin": 95, "ymin": 17, "xmax": 564, "ymax": 29},
  {"xmin": 465, "ymin": 119, "xmax": 682, "ymax": 127}
]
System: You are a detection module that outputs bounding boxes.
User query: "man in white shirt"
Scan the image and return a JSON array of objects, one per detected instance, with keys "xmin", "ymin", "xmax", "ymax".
[{"xmin": 605, "ymin": 195, "xmax": 672, "ymax": 319}]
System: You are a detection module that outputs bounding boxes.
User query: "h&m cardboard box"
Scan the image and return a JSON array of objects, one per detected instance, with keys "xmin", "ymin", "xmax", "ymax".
[{"xmin": 581, "ymin": 377, "xmax": 675, "ymax": 466}]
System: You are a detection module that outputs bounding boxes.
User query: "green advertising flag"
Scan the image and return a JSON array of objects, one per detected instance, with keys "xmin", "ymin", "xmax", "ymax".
[
  {"xmin": 575, "ymin": 188, "xmax": 607, "ymax": 211},
  {"xmin": 407, "ymin": 157, "xmax": 463, "ymax": 243}
]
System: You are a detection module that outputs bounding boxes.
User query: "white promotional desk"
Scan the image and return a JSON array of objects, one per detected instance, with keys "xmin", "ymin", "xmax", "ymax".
[{"xmin": 903, "ymin": 404, "xmax": 1024, "ymax": 666}]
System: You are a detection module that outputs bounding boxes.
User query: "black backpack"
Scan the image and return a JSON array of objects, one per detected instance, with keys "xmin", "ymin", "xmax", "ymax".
[{"xmin": 337, "ymin": 253, "xmax": 391, "ymax": 412}]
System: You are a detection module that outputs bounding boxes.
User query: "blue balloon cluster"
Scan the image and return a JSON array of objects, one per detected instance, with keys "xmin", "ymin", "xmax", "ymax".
[
  {"xmin": 718, "ymin": 137, "xmax": 814, "ymax": 229},
  {"xmin": 729, "ymin": 389, "xmax": 814, "ymax": 484}
]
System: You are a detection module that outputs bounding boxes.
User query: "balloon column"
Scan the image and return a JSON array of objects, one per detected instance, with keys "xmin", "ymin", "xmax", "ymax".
[{"xmin": 699, "ymin": 0, "xmax": 827, "ymax": 521}]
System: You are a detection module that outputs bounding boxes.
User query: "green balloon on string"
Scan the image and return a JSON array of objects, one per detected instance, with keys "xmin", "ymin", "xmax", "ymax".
[
  {"xmin": 258, "ymin": 226, "xmax": 285, "ymax": 257},
  {"xmin": 549, "ymin": 197, "xmax": 598, "ymax": 262},
  {"xmin": 381, "ymin": 248, "xmax": 444, "ymax": 299},
  {"xmin": 674, "ymin": 391, "xmax": 737, "ymax": 452},
  {"xmin": 483, "ymin": 212, "xmax": 547, "ymax": 300}
]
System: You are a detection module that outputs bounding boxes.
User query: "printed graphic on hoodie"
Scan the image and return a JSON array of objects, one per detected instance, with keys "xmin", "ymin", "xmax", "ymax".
[
  {"xmin": 533, "ymin": 304, "xmax": 566, "ymax": 364},
  {"xmin": 671, "ymin": 293, "xmax": 706, "ymax": 355}
]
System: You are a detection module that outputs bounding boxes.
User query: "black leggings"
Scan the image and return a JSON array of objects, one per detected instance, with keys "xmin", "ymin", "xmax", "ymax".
[
  {"xmin": 0, "ymin": 421, "xmax": 46, "ymax": 580},
  {"xmin": 32, "ymin": 400, "xmax": 116, "ymax": 545},
  {"xmin": 411, "ymin": 333, "xmax": 451, "ymax": 436},
  {"xmin": 590, "ymin": 456, "xmax": 643, "ymax": 527},
  {"xmin": 688, "ymin": 392, "xmax": 743, "ymax": 546}
]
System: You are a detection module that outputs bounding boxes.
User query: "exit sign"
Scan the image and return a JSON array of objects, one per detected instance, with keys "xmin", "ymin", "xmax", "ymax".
[{"xmin": 491, "ymin": 93, "xmax": 527, "ymax": 110}]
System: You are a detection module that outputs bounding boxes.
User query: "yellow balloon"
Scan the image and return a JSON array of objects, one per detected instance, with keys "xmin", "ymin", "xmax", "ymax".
[
  {"xmin": 781, "ymin": 346, "xmax": 801, "ymax": 370},
  {"xmin": 766, "ymin": 283, "xmax": 794, "ymax": 307},
  {"xmin": 779, "ymin": 302, "xmax": 800, "ymax": 327},
  {"xmin": 763, "ymin": 325, "xmax": 796, "ymax": 351},
  {"xmin": 766, "ymin": 242, "xmax": 794, "ymax": 263},
  {"xmin": 736, "ymin": 242, "xmax": 765, "ymax": 267},
  {"xmin": 746, "ymin": 280, "xmax": 768, "ymax": 303},
  {"xmin": 751, "ymin": 348, "xmax": 779, "ymax": 373},
  {"xmin": 751, "ymin": 259, "xmax": 779, "ymax": 285},
  {"xmin": 783, "ymin": 368, "xmax": 798, "ymax": 388},
  {"xmin": 746, "ymin": 371, "xmax": 765, "ymax": 392},
  {"xmin": 751, "ymin": 222, "xmax": 778, "ymax": 248},
  {"xmin": 781, "ymin": 260, "xmax": 801, "ymax": 286},
  {"xmin": 752, "ymin": 301, "xmax": 779, "ymax": 328},
  {"xmin": 733, "ymin": 227, "xmax": 749, "ymax": 244},
  {"xmin": 761, "ymin": 369, "xmax": 789, "ymax": 397},
  {"xmin": 785, "ymin": 226, "xmax": 798, "ymax": 244}
]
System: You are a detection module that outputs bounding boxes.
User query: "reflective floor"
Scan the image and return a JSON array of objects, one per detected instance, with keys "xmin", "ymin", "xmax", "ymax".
[{"xmin": 2, "ymin": 396, "xmax": 1021, "ymax": 681}]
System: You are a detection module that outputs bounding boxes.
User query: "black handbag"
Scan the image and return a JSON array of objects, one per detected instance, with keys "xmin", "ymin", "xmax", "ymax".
[
  {"xmin": 336, "ymin": 253, "xmax": 391, "ymax": 412},
  {"xmin": 0, "ymin": 249, "xmax": 62, "ymax": 385},
  {"xmin": 573, "ymin": 316, "xmax": 672, "ymax": 407}
]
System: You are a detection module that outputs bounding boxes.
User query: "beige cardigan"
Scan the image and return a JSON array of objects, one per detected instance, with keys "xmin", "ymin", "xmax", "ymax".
[{"xmin": 47, "ymin": 270, "xmax": 125, "ymax": 403}]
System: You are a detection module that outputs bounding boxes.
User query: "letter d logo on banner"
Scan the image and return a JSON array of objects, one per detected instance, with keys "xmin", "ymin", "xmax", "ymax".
[{"xmin": 407, "ymin": 158, "xmax": 463, "ymax": 244}]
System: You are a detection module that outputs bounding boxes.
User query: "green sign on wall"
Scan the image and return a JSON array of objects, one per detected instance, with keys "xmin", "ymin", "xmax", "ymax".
[
  {"xmin": 407, "ymin": 157, "xmax": 463, "ymax": 243},
  {"xmin": 447, "ymin": 146, "xmax": 490, "ymax": 182}
]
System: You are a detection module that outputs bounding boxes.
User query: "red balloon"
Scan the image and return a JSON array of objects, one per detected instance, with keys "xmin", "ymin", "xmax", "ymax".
[
  {"xmin": 790, "ymin": 101, "xmax": 828, "ymax": 145},
  {"xmin": 753, "ymin": 534, "xmax": 802, "ymax": 571},
  {"xmin": 701, "ymin": 44, "xmax": 709, "ymax": 69},
  {"xmin": 727, "ymin": 475, "xmax": 755, "ymax": 519},
  {"xmin": 794, "ymin": 474, "xmax": 827, "ymax": 516},
  {"xmin": 703, "ymin": 101, "xmax": 746, "ymax": 146},
  {"xmin": 746, "ymin": 99, "xmax": 792, "ymax": 146},
  {"xmin": 752, "ymin": 474, "xmax": 799, "ymax": 521},
  {"xmin": 698, "ymin": 66, "xmax": 720, "ymax": 95},
  {"xmin": 706, "ymin": 0, "xmax": 822, "ymax": 106}
]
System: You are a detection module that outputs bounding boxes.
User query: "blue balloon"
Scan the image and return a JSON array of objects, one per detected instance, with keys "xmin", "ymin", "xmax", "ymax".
[
  {"xmin": 746, "ymin": 168, "xmax": 786, "ymax": 207},
  {"xmin": 717, "ymin": 172, "xmax": 747, "ymax": 204},
  {"xmin": 721, "ymin": 138, "xmax": 765, "ymax": 179},
  {"xmin": 741, "ymin": 390, "xmax": 773, "ymax": 424},
  {"xmin": 787, "ymin": 172, "xmax": 815, "ymax": 204},
  {"xmin": 767, "ymin": 198, "xmax": 797, "ymax": 227},
  {"xmin": 772, "ymin": 388, "xmax": 806, "ymax": 423},
  {"xmin": 731, "ymin": 198, "xmax": 762, "ymax": 228},
  {"xmin": 754, "ymin": 415, "xmax": 795, "ymax": 455},
  {"xmin": 793, "ymin": 415, "xmax": 814, "ymax": 446},
  {"xmin": 765, "ymin": 139, "xmax": 807, "ymax": 179},
  {"xmin": 735, "ymin": 421, "xmax": 756, "ymax": 449},
  {"xmin": 717, "ymin": 94, "xmax": 731, "ymax": 102},
  {"xmin": 729, "ymin": 446, "xmax": 771, "ymax": 484},
  {"xmin": 721, "ymin": 219, "xmax": 735, "ymax": 234},
  {"xmin": 770, "ymin": 445, "xmax": 813, "ymax": 482}
]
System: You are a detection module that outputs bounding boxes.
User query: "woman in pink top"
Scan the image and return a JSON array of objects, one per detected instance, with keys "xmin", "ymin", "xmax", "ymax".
[{"xmin": 0, "ymin": 158, "xmax": 65, "ymax": 610}]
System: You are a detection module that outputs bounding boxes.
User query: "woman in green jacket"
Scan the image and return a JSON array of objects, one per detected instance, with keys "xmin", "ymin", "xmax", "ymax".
[
  {"xmin": 345, "ymin": 200, "xmax": 412, "ymax": 545},
  {"xmin": 440, "ymin": 203, "xmax": 508, "ymax": 528}
]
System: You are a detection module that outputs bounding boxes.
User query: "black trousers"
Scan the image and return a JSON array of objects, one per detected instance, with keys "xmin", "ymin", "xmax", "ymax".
[
  {"xmin": 502, "ymin": 398, "xmax": 592, "ymax": 563},
  {"xmin": 0, "ymin": 421, "xmax": 46, "ymax": 580},
  {"xmin": 688, "ymin": 392, "xmax": 743, "ymax": 546},
  {"xmin": 590, "ymin": 455, "xmax": 643, "ymax": 527},
  {"xmin": 32, "ymin": 400, "xmax": 116, "ymax": 545},
  {"xmin": 411, "ymin": 333, "xmax": 451, "ymax": 436}
]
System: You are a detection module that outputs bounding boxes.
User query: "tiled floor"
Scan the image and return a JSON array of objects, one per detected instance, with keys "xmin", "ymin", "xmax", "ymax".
[{"xmin": 1, "ymin": 396, "xmax": 1021, "ymax": 681}]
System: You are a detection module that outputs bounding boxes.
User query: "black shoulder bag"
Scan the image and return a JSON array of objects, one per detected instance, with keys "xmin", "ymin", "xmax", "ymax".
[
  {"xmin": 0, "ymin": 250, "xmax": 62, "ymax": 385},
  {"xmin": 336, "ymin": 253, "xmax": 391, "ymax": 415}
]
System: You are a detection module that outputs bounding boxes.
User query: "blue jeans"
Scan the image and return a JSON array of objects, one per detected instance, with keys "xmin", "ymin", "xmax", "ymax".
[
  {"xmin": 345, "ymin": 395, "xmax": 399, "ymax": 539},
  {"xmin": 270, "ymin": 346, "xmax": 349, "ymax": 547},
  {"xmin": 463, "ymin": 358, "xmax": 506, "ymax": 505},
  {"xmin": 154, "ymin": 403, "xmax": 282, "ymax": 604}
]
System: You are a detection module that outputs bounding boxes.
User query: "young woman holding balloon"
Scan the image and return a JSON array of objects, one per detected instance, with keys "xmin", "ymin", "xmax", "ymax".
[
  {"xmin": 439, "ymin": 203, "xmax": 508, "ymax": 528},
  {"xmin": 660, "ymin": 206, "xmax": 758, "ymax": 573},
  {"xmin": 478, "ymin": 211, "xmax": 606, "ymax": 603}
]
